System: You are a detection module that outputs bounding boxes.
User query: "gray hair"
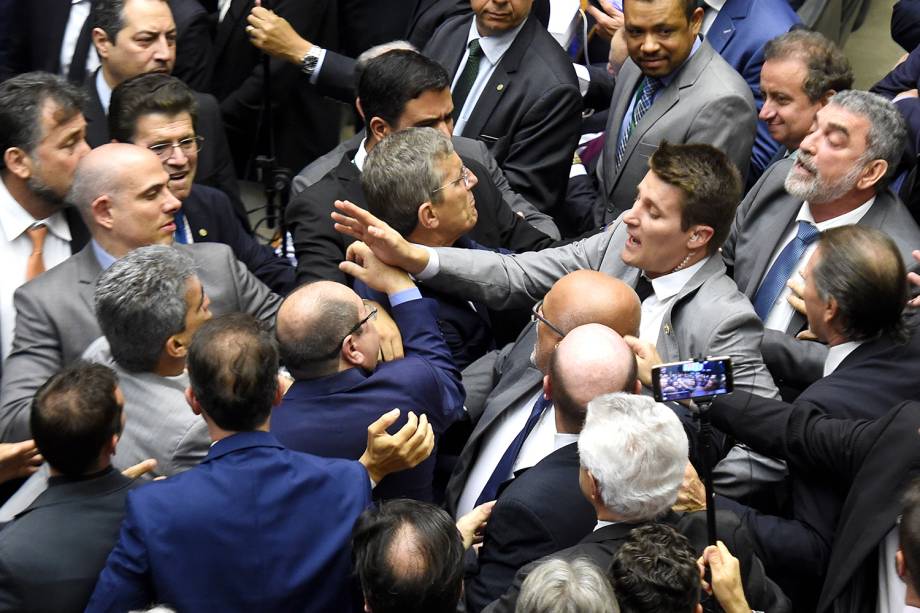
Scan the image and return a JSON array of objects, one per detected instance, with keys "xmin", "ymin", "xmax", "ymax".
[
  {"xmin": 362, "ymin": 127, "xmax": 454, "ymax": 236},
  {"xmin": 354, "ymin": 40, "xmax": 418, "ymax": 85},
  {"xmin": 94, "ymin": 245, "xmax": 197, "ymax": 372},
  {"xmin": 830, "ymin": 90, "xmax": 907, "ymax": 185},
  {"xmin": 763, "ymin": 30, "xmax": 853, "ymax": 102},
  {"xmin": 579, "ymin": 393, "xmax": 688, "ymax": 521},
  {"xmin": 0, "ymin": 72, "xmax": 86, "ymax": 170},
  {"xmin": 516, "ymin": 558, "xmax": 620, "ymax": 613}
]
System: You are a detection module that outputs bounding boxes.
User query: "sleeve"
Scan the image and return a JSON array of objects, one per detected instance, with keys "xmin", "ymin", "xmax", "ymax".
[
  {"xmin": 759, "ymin": 329, "xmax": 827, "ymax": 390},
  {"xmin": 703, "ymin": 305, "xmax": 779, "ymax": 400},
  {"xmin": 479, "ymin": 162, "xmax": 557, "ymax": 253},
  {"xmin": 313, "ymin": 50, "xmax": 358, "ymax": 103},
  {"xmin": 84, "ymin": 495, "xmax": 156, "ymax": 613},
  {"xmin": 221, "ymin": 244, "xmax": 283, "ymax": 326},
  {"xmin": 583, "ymin": 64, "xmax": 616, "ymax": 111},
  {"xmin": 285, "ymin": 185, "xmax": 351, "ymax": 286},
  {"xmin": 167, "ymin": 419, "xmax": 212, "ymax": 476},
  {"xmin": 871, "ymin": 46, "xmax": 920, "ymax": 99}
]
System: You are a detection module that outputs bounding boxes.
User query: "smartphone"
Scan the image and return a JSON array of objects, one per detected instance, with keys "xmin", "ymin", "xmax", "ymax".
[{"xmin": 651, "ymin": 357, "xmax": 733, "ymax": 403}]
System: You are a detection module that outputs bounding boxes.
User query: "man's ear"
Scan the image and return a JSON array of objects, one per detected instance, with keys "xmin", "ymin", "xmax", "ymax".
[
  {"xmin": 185, "ymin": 386, "xmax": 202, "ymax": 416},
  {"xmin": 687, "ymin": 225, "xmax": 713, "ymax": 251},
  {"xmin": 367, "ymin": 117, "xmax": 392, "ymax": 141},
  {"xmin": 91, "ymin": 27, "xmax": 112, "ymax": 58},
  {"xmin": 341, "ymin": 335, "xmax": 367, "ymax": 368},
  {"xmin": 824, "ymin": 295, "xmax": 839, "ymax": 328},
  {"xmin": 818, "ymin": 89, "xmax": 837, "ymax": 108},
  {"xmin": 92, "ymin": 195, "xmax": 116, "ymax": 230},
  {"xmin": 587, "ymin": 469, "xmax": 602, "ymax": 503},
  {"xmin": 856, "ymin": 158, "xmax": 888, "ymax": 191},
  {"xmin": 3, "ymin": 147, "xmax": 33, "ymax": 180},
  {"xmin": 417, "ymin": 201, "xmax": 438, "ymax": 230},
  {"xmin": 689, "ymin": 6, "xmax": 704, "ymax": 35},
  {"xmin": 164, "ymin": 333, "xmax": 189, "ymax": 360}
]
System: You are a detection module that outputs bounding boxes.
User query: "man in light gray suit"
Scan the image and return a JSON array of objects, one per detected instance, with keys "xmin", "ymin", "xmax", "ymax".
[
  {"xmin": 586, "ymin": 0, "xmax": 756, "ymax": 226},
  {"xmin": 723, "ymin": 90, "xmax": 920, "ymax": 394},
  {"xmin": 84, "ymin": 246, "xmax": 212, "ymax": 477},
  {"xmin": 0, "ymin": 144, "xmax": 280, "ymax": 442},
  {"xmin": 335, "ymin": 142, "xmax": 782, "ymax": 496}
]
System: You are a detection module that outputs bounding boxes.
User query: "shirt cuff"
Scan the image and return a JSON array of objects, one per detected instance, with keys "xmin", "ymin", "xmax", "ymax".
[
  {"xmin": 309, "ymin": 47, "xmax": 327, "ymax": 85},
  {"xmin": 573, "ymin": 63, "xmax": 591, "ymax": 97},
  {"xmin": 388, "ymin": 287, "xmax": 422, "ymax": 306},
  {"xmin": 570, "ymin": 163, "xmax": 587, "ymax": 178},
  {"xmin": 414, "ymin": 245, "xmax": 440, "ymax": 280}
]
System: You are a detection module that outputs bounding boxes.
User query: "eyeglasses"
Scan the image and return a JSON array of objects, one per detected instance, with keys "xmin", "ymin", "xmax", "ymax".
[
  {"xmin": 147, "ymin": 136, "xmax": 205, "ymax": 161},
  {"xmin": 531, "ymin": 299, "xmax": 565, "ymax": 338},
  {"xmin": 432, "ymin": 165, "xmax": 473, "ymax": 195},
  {"xmin": 315, "ymin": 305, "xmax": 379, "ymax": 360}
]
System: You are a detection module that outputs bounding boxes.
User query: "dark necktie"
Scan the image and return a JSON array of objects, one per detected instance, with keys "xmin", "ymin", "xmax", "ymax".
[
  {"xmin": 451, "ymin": 39, "xmax": 484, "ymax": 122},
  {"xmin": 752, "ymin": 221, "xmax": 820, "ymax": 320},
  {"xmin": 475, "ymin": 395, "xmax": 550, "ymax": 506},
  {"xmin": 635, "ymin": 275, "xmax": 655, "ymax": 302},
  {"xmin": 67, "ymin": 15, "xmax": 94, "ymax": 85},
  {"xmin": 615, "ymin": 77, "xmax": 662, "ymax": 167}
]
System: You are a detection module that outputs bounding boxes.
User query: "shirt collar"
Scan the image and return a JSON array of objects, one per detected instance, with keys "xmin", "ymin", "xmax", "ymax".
[
  {"xmin": 647, "ymin": 256, "xmax": 710, "ymax": 301},
  {"xmin": 594, "ymin": 519, "xmax": 618, "ymax": 531},
  {"xmin": 468, "ymin": 18, "xmax": 527, "ymax": 65},
  {"xmin": 554, "ymin": 432, "xmax": 578, "ymax": 451},
  {"xmin": 703, "ymin": 0, "xmax": 727, "ymax": 11},
  {"xmin": 353, "ymin": 137, "xmax": 370, "ymax": 172},
  {"xmin": 656, "ymin": 36, "xmax": 702, "ymax": 87},
  {"xmin": 797, "ymin": 197, "xmax": 876, "ymax": 230},
  {"xmin": 824, "ymin": 340, "xmax": 863, "ymax": 376},
  {"xmin": 91, "ymin": 239, "xmax": 118, "ymax": 270},
  {"xmin": 96, "ymin": 69, "xmax": 113, "ymax": 114},
  {"xmin": 0, "ymin": 176, "xmax": 72, "ymax": 243}
]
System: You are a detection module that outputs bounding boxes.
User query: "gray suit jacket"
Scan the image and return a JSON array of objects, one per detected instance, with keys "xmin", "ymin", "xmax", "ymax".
[
  {"xmin": 594, "ymin": 40, "xmax": 756, "ymax": 225},
  {"xmin": 0, "ymin": 242, "xmax": 280, "ymax": 442},
  {"xmin": 292, "ymin": 133, "xmax": 560, "ymax": 240},
  {"xmin": 722, "ymin": 158, "xmax": 920, "ymax": 386}
]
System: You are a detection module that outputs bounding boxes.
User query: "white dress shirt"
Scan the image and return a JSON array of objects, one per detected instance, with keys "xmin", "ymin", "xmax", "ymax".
[
  {"xmin": 823, "ymin": 341, "xmax": 863, "ymax": 377},
  {"xmin": 96, "ymin": 69, "xmax": 114, "ymax": 114},
  {"xmin": 60, "ymin": 0, "xmax": 100, "ymax": 78},
  {"xmin": 638, "ymin": 257, "xmax": 709, "ymax": 345},
  {"xmin": 0, "ymin": 179, "xmax": 72, "ymax": 360},
  {"xmin": 353, "ymin": 138, "xmax": 369, "ymax": 171},
  {"xmin": 762, "ymin": 199, "xmax": 874, "ymax": 333},
  {"xmin": 451, "ymin": 19, "xmax": 527, "ymax": 137}
]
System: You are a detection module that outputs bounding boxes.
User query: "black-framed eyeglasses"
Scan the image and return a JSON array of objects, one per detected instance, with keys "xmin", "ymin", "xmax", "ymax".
[
  {"xmin": 315, "ymin": 305, "xmax": 379, "ymax": 360},
  {"xmin": 531, "ymin": 299, "xmax": 565, "ymax": 338},
  {"xmin": 147, "ymin": 136, "xmax": 205, "ymax": 161},
  {"xmin": 432, "ymin": 165, "xmax": 473, "ymax": 195}
]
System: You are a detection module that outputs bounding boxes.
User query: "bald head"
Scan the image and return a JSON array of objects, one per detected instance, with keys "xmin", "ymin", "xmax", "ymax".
[
  {"xmin": 549, "ymin": 324, "xmax": 638, "ymax": 433},
  {"xmin": 546, "ymin": 271, "xmax": 641, "ymax": 337},
  {"xmin": 68, "ymin": 143, "xmax": 160, "ymax": 215},
  {"xmin": 277, "ymin": 281, "xmax": 365, "ymax": 378}
]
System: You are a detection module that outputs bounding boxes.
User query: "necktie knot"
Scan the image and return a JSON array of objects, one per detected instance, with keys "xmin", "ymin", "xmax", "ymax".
[
  {"xmin": 468, "ymin": 38, "xmax": 483, "ymax": 58},
  {"xmin": 26, "ymin": 223, "xmax": 48, "ymax": 254},
  {"xmin": 795, "ymin": 221, "xmax": 819, "ymax": 244}
]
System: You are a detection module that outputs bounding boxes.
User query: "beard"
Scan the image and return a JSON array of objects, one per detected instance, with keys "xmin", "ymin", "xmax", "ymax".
[
  {"xmin": 784, "ymin": 152, "xmax": 865, "ymax": 204},
  {"xmin": 27, "ymin": 173, "xmax": 68, "ymax": 209}
]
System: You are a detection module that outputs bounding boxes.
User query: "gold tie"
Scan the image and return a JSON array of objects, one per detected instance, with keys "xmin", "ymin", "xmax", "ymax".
[{"xmin": 25, "ymin": 224, "xmax": 48, "ymax": 281}]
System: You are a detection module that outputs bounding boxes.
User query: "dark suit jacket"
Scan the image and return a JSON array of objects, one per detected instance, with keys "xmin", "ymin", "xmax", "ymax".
[
  {"xmin": 86, "ymin": 432, "xmax": 372, "ymax": 612},
  {"xmin": 169, "ymin": 0, "xmax": 214, "ymax": 91},
  {"xmin": 285, "ymin": 143, "xmax": 554, "ymax": 286},
  {"xmin": 892, "ymin": 0, "xmax": 920, "ymax": 52},
  {"xmin": 0, "ymin": 468, "xmax": 136, "ymax": 613},
  {"xmin": 210, "ymin": 0, "xmax": 342, "ymax": 175},
  {"xmin": 482, "ymin": 511, "xmax": 791, "ymax": 613},
  {"xmin": 0, "ymin": 242, "xmax": 280, "ymax": 442},
  {"xmin": 422, "ymin": 15, "xmax": 582, "ymax": 214},
  {"xmin": 464, "ymin": 442, "xmax": 596, "ymax": 613},
  {"xmin": 183, "ymin": 184, "xmax": 295, "ymax": 294},
  {"xmin": 83, "ymin": 71, "xmax": 248, "ymax": 229},
  {"xmin": 722, "ymin": 157, "xmax": 920, "ymax": 389},
  {"xmin": 708, "ymin": 391, "xmax": 920, "ymax": 613},
  {"xmin": 271, "ymin": 297, "xmax": 465, "ymax": 502}
]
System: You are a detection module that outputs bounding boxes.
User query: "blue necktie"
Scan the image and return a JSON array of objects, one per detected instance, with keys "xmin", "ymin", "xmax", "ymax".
[
  {"xmin": 475, "ymin": 395, "xmax": 550, "ymax": 506},
  {"xmin": 173, "ymin": 210, "xmax": 188, "ymax": 244},
  {"xmin": 752, "ymin": 221, "xmax": 820, "ymax": 320},
  {"xmin": 615, "ymin": 77, "xmax": 661, "ymax": 167}
]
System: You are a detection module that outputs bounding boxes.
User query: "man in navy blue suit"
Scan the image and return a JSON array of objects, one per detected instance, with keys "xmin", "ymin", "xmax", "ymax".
[
  {"xmin": 271, "ymin": 241, "xmax": 465, "ymax": 502},
  {"xmin": 109, "ymin": 72, "xmax": 296, "ymax": 294},
  {"xmin": 86, "ymin": 313, "xmax": 436, "ymax": 613}
]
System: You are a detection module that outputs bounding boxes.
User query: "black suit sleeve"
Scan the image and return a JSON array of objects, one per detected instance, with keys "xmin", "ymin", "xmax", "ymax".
[
  {"xmin": 313, "ymin": 50, "xmax": 357, "ymax": 103},
  {"xmin": 583, "ymin": 63, "xmax": 615, "ymax": 111},
  {"xmin": 285, "ymin": 182, "xmax": 350, "ymax": 285}
]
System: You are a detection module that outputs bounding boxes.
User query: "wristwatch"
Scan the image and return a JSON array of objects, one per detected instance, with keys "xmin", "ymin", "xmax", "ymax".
[{"xmin": 300, "ymin": 47, "xmax": 321, "ymax": 77}]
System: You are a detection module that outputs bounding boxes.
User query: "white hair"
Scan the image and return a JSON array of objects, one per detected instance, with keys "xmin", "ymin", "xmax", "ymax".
[{"xmin": 579, "ymin": 393, "xmax": 688, "ymax": 521}]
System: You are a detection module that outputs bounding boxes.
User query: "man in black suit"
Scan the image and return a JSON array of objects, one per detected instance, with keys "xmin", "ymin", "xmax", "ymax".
[
  {"xmin": 109, "ymin": 73, "xmax": 295, "ymax": 294},
  {"xmin": 0, "ymin": 362, "xmax": 138, "ymax": 612},
  {"xmin": 286, "ymin": 50, "xmax": 554, "ymax": 288},
  {"xmin": 87, "ymin": 0, "xmax": 245, "ymax": 226},
  {"xmin": 463, "ymin": 323, "xmax": 639, "ymax": 612}
]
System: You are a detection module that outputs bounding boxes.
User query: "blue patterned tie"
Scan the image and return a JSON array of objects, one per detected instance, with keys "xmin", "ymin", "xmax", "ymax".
[
  {"xmin": 615, "ymin": 77, "xmax": 661, "ymax": 167},
  {"xmin": 752, "ymin": 221, "xmax": 820, "ymax": 320},
  {"xmin": 172, "ymin": 210, "xmax": 188, "ymax": 244},
  {"xmin": 475, "ymin": 395, "xmax": 550, "ymax": 506}
]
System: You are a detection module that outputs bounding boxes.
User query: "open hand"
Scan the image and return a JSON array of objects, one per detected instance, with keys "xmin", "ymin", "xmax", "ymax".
[
  {"xmin": 333, "ymin": 200, "xmax": 430, "ymax": 274},
  {"xmin": 0, "ymin": 440, "xmax": 42, "ymax": 484},
  {"xmin": 359, "ymin": 409, "xmax": 434, "ymax": 484}
]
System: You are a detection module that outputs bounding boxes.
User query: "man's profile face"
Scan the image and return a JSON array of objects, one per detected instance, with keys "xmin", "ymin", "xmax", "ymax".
[
  {"xmin": 471, "ymin": 0, "xmax": 533, "ymax": 36},
  {"xmin": 759, "ymin": 57, "xmax": 825, "ymax": 151},
  {"xmin": 531, "ymin": 291, "xmax": 563, "ymax": 373},
  {"xmin": 131, "ymin": 111, "xmax": 198, "ymax": 201},
  {"xmin": 801, "ymin": 248, "xmax": 829, "ymax": 343},
  {"xmin": 96, "ymin": 0, "xmax": 176, "ymax": 85},
  {"xmin": 350, "ymin": 296, "xmax": 381, "ymax": 372},
  {"xmin": 107, "ymin": 150, "xmax": 181, "ymax": 250},
  {"xmin": 429, "ymin": 152, "xmax": 478, "ymax": 242},
  {"xmin": 623, "ymin": 0, "xmax": 702, "ymax": 79},
  {"xmin": 172, "ymin": 275, "xmax": 213, "ymax": 349},
  {"xmin": 393, "ymin": 88, "xmax": 455, "ymax": 138},
  {"xmin": 784, "ymin": 103, "xmax": 873, "ymax": 205},
  {"xmin": 621, "ymin": 170, "xmax": 697, "ymax": 277},
  {"xmin": 27, "ymin": 100, "xmax": 91, "ymax": 206}
]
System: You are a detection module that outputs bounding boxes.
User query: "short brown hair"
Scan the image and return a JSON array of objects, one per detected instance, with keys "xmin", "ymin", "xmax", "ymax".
[{"xmin": 648, "ymin": 142, "xmax": 742, "ymax": 254}]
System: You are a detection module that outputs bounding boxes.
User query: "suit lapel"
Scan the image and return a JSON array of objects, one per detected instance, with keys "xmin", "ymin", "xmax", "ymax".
[
  {"xmin": 334, "ymin": 155, "xmax": 367, "ymax": 208},
  {"xmin": 214, "ymin": 0, "xmax": 250, "ymax": 57},
  {"xmin": 75, "ymin": 245, "xmax": 103, "ymax": 314},
  {"xmin": 744, "ymin": 193, "xmax": 800, "ymax": 297},
  {"xmin": 655, "ymin": 256, "xmax": 725, "ymax": 359},
  {"xmin": 599, "ymin": 62, "xmax": 642, "ymax": 192},
  {"xmin": 705, "ymin": 0, "xmax": 749, "ymax": 54}
]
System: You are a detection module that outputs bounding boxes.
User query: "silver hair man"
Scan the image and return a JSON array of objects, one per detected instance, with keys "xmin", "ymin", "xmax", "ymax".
[
  {"xmin": 579, "ymin": 393, "xmax": 688, "ymax": 522},
  {"xmin": 94, "ymin": 245, "xmax": 197, "ymax": 372},
  {"xmin": 516, "ymin": 557, "xmax": 620, "ymax": 613}
]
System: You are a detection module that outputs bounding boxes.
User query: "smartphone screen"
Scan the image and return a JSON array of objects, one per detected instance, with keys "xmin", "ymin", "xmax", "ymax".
[{"xmin": 651, "ymin": 357, "xmax": 733, "ymax": 402}]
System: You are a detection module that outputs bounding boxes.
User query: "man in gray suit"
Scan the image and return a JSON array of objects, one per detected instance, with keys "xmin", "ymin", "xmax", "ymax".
[
  {"xmin": 585, "ymin": 0, "xmax": 756, "ymax": 226},
  {"xmin": 0, "ymin": 144, "xmax": 280, "ymax": 442},
  {"xmin": 723, "ymin": 90, "xmax": 920, "ymax": 392},
  {"xmin": 84, "ymin": 246, "xmax": 212, "ymax": 478},
  {"xmin": 335, "ymin": 142, "xmax": 782, "ymax": 496}
]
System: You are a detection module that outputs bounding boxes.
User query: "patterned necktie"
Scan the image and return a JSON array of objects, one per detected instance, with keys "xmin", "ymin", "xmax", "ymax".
[
  {"xmin": 615, "ymin": 77, "xmax": 661, "ymax": 167},
  {"xmin": 25, "ymin": 223, "xmax": 48, "ymax": 281},
  {"xmin": 475, "ymin": 395, "xmax": 550, "ymax": 506},
  {"xmin": 752, "ymin": 221, "xmax": 820, "ymax": 320},
  {"xmin": 452, "ymin": 39, "xmax": 484, "ymax": 122},
  {"xmin": 173, "ymin": 210, "xmax": 189, "ymax": 244}
]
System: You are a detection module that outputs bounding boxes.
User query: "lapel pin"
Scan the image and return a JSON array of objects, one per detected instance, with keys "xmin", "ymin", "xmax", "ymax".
[
  {"xmin": 198, "ymin": 228, "xmax": 208, "ymax": 238},
  {"xmin": 663, "ymin": 323, "xmax": 672, "ymax": 335},
  {"xmin": 496, "ymin": 83, "xmax": 504, "ymax": 91}
]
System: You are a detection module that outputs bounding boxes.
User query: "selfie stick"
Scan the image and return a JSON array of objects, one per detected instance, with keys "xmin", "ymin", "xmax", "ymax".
[{"xmin": 694, "ymin": 398, "xmax": 717, "ymax": 547}]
